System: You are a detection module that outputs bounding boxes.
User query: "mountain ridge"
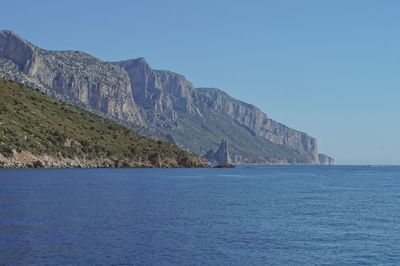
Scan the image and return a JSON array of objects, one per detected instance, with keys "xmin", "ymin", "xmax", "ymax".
[
  {"xmin": 0, "ymin": 78, "xmax": 206, "ymax": 168},
  {"xmin": 0, "ymin": 29, "xmax": 333, "ymax": 165}
]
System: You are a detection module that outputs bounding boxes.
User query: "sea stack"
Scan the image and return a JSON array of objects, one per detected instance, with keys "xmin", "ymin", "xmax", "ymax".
[{"xmin": 204, "ymin": 139, "xmax": 234, "ymax": 167}]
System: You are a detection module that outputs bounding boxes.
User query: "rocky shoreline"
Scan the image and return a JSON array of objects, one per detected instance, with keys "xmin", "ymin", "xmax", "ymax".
[{"xmin": 0, "ymin": 150, "xmax": 207, "ymax": 168}]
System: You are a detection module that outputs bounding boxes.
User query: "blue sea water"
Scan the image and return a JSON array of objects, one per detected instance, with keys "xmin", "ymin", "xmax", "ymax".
[{"xmin": 1, "ymin": 166, "xmax": 400, "ymax": 265}]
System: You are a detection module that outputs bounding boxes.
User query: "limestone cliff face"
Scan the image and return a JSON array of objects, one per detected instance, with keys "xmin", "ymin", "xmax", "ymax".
[
  {"xmin": 192, "ymin": 88, "xmax": 319, "ymax": 163},
  {"xmin": 0, "ymin": 30, "xmax": 143, "ymax": 125},
  {"xmin": 0, "ymin": 30, "xmax": 333, "ymax": 164},
  {"xmin": 115, "ymin": 58, "xmax": 194, "ymax": 126},
  {"xmin": 115, "ymin": 58, "xmax": 321, "ymax": 164},
  {"xmin": 318, "ymin": 154, "xmax": 335, "ymax": 165},
  {"xmin": 204, "ymin": 140, "xmax": 231, "ymax": 165},
  {"xmin": 0, "ymin": 30, "xmax": 36, "ymax": 74}
]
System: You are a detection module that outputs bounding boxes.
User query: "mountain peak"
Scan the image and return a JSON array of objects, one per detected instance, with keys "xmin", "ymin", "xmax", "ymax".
[
  {"xmin": 0, "ymin": 29, "xmax": 36, "ymax": 48},
  {"xmin": 134, "ymin": 57, "xmax": 147, "ymax": 63},
  {"xmin": 0, "ymin": 29, "xmax": 38, "ymax": 73},
  {"xmin": 0, "ymin": 29, "xmax": 17, "ymax": 36},
  {"xmin": 116, "ymin": 57, "xmax": 148, "ymax": 66}
]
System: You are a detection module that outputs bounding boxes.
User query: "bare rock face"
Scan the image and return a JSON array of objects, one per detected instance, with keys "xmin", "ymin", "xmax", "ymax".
[
  {"xmin": 115, "ymin": 58, "xmax": 194, "ymax": 127},
  {"xmin": 318, "ymin": 154, "xmax": 335, "ymax": 165},
  {"xmin": 116, "ymin": 58, "xmax": 321, "ymax": 164},
  {"xmin": 192, "ymin": 88, "xmax": 320, "ymax": 163},
  {"xmin": 0, "ymin": 30, "xmax": 333, "ymax": 164},
  {"xmin": 0, "ymin": 30, "xmax": 36, "ymax": 73},
  {"xmin": 0, "ymin": 30, "xmax": 143, "ymax": 125},
  {"xmin": 204, "ymin": 139, "xmax": 232, "ymax": 165}
]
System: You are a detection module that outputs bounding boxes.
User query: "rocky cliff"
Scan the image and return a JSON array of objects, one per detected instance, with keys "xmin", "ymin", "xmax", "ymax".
[
  {"xmin": 0, "ymin": 30, "xmax": 143, "ymax": 125},
  {"xmin": 0, "ymin": 30, "xmax": 333, "ymax": 164},
  {"xmin": 0, "ymin": 78, "xmax": 206, "ymax": 168},
  {"xmin": 115, "ymin": 58, "xmax": 324, "ymax": 164},
  {"xmin": 204, "ymin": 140, "xmax": 232, "ymax": 165},
  {"xmin": 318, "ymin": 154, "xmax": 335, "ymax": 165}
]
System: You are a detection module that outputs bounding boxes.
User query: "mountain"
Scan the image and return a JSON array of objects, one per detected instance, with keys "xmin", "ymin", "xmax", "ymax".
[
  {"xmin": 0, "ymin": 30, "xmax": 333, "ymax": 164},
  {"xmin": 0, "ymin": 30, "xmax": 143, "ymax": 125},
  {"xmin": 0, "ymin": 78, "xmax": 206, "ymax": 168},
  {"xmin": 115, "ymin": 58, "xmax": 324, "ymax": 164}
]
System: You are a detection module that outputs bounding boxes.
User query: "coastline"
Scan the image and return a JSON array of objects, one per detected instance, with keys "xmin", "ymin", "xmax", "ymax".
[{"xmin": 0, "ymin": 151, "xmax": 208, "ymax": 168}]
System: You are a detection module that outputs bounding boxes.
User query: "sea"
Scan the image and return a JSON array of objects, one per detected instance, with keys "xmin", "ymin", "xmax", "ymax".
[{"xmin": 1, "ymin": 166, "xmax": 400, "ymax": 265}]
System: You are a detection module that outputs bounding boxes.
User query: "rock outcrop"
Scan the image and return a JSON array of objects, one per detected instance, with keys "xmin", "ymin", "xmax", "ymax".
[
  {"xmin": 318, "ymin": 154, "xmax": 335, "ymax": 165},
  {"xmin": 0, "ymin": 150, "xmax": 204, "ymax": 168},
  {"xmin": 204, "ymin": 140, "xmax": 232, "ymax": 165},
  {"xmin": 0, "ymin": 30, "xmax": 143, "ymax": 125},
  {"xmin": 0, "ymin": 30, "xmax": 333, "ymax": 164}
]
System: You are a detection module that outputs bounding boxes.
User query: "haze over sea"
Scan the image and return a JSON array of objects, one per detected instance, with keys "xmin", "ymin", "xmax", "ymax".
[{"xmin": 1, "ymin": 166, "xmax": 400, "ymax": 265}]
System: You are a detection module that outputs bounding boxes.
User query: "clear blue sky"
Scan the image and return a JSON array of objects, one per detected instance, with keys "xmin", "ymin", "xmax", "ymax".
[{"xmin": 2, "ymin": 0, "xmax": 400, "ymax": 164}]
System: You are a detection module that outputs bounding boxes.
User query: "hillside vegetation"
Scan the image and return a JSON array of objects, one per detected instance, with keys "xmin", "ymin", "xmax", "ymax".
[{"xmin": 0, "ymin": 78, "xmax": 206, "ymax": 168}]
